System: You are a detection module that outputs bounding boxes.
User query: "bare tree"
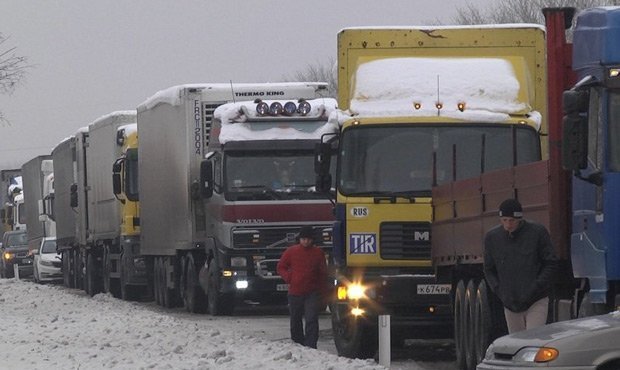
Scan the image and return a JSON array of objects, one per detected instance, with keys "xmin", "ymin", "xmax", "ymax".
[
  {"xmin": 0, "ymin": 34, "xmax": 29, "ymax": 124},
  {"xmin": 284, "ymin": 57, "xmax": 337, "ymax": 98},
  {"xmin": 452, "ymin": 0, "xmax": 613, "ymax": 25}
]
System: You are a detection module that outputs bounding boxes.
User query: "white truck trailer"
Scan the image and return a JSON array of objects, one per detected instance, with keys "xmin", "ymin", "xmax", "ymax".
[
  {"xmin": 137, "ymin": 83, "xmax": 337, "ymax": 313},
  {"xmin": 21, "ymin": 155, "xmax": 54, "ymax": 252}
]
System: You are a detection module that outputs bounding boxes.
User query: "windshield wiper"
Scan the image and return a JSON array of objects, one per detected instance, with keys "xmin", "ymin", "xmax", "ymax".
[
  {"xmin": 373, "ymin": 191, "xmax": 431, "ymax": 203},
  {"xmin": 235, "ymin": 185, "xmax": 283, "ymax": 200}
]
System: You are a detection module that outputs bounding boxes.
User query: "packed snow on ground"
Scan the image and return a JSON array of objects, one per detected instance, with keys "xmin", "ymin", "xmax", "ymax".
[{"xmin": 0, "ymin": 279, "xmax": 392, "ymax": 370}]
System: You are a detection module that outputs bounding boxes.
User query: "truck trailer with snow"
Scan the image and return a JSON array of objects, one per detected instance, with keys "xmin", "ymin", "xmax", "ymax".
[
  {"xmin": 431, "ymin": 7, "xmax": 620, "ymax": 370},
  {"xmin": 137, "ymin": 83, "xmax": 337, "ymax": 314},
  {"xmin": 52, "ymin": 112, "xmax": 137, "ymax": 296},
  {"xmin": 21, "ymin": 155, "xmax": 54, "ymax": 252},
  {"xmin": 314, "ymin": 24, "xmax": 547, "ymax": 358},
  {"xmin": 0, "ymin": 169, "xmax": 22, "ymax": 233}
]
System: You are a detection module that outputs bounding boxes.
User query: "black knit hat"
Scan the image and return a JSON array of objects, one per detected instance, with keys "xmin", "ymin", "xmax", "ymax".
[
  {"xmin": 499, "ymin": 199, "xmax": 523, "ymax": 218},
  {"xmin": 298, "ymin": 226, "xmax": 315, "ymax": 240}
]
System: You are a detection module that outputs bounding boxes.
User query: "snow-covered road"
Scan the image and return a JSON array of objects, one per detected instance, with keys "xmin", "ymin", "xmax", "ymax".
[{"xmin": 0, "ymin": 278, "xmax": 456, "ymax": 369}]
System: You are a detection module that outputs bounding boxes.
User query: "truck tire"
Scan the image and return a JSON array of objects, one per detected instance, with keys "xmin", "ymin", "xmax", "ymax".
[
  {"xmin": 62, "ymin": 250, "xmax": 73, "ymax": 288},
  {"xmin": 120, "ymin": 254, "xmax": 140, "ymax": 301},
  {"xmin": 103, "ymin": 248, "xmax": 121, "ymax": 298},
  {"xmin": 474, "ymin": 280, "xmax": 495, "ymax": 366},
  {"xmin": 331, "ymin": 305, "xmax": 377, "ymax": 359},
  {"xmin": 85, "ymin": 252, "xmax": 101, "ymax": 297},
  {"xmin": 453, "ymin": 280, "xmax": 466, "ymax": 370},
  {"xmin": 207, "ymin": 262, "xmax": 234, "ymax": 315},
  {"xmin": 184, "ymin": 254, "xmax": 207, "ymax": 313},
  {"xmin": 153, "ymin": 257, "xmax": 162, "ymax": 305},
  {"xmin": 161, "ymin": 256, "xmax": 179, "ymax": 308},
  {"xmin": 464, "ymin": 280, "xmax": 478, "ymax": 370}
]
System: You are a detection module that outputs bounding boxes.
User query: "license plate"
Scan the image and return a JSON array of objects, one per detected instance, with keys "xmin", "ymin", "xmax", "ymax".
[
  {"xmin": 417, "ymin": 284, "xmax": 451, "ymax": 295},
  {"xmin": 276, "ymin": 284, "xmax": 289, "ymax": 291}
]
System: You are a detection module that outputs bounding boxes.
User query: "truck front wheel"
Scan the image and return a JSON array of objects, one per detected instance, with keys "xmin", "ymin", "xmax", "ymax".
[
  {"xmin": 331, "ymin": 305, "xmax": 377, "ymax": 359},
  {"xmin": 206, "ymin": 262, "xmax": 234, "ymax": 315},
  {"xmin": 184, "ymin": 254, "xmax": 207, "ymax": 313},
  {"xmin": 453, "ymin": 280, "xmax": 467, "ymax": 370}
]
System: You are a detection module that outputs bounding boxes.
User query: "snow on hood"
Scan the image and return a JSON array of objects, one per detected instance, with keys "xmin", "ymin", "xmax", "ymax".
[
  {"xmin": 348, "ymin": 57, "xmax": 532, "ymax": 124},
  {"xmin": 214, "ymin": 98, "xmax": 339, "ymax": 144}
]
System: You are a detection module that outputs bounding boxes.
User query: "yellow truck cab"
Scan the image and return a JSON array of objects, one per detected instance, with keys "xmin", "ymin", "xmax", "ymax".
[{"xmin": 315, "ymin": 25, "xmax": 547, "ymax": 358}]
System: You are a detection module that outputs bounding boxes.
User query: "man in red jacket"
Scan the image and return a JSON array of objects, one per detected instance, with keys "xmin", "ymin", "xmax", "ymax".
[{"xmin": 277, "ymin": 225, "xmax": 327, "ymax": 349}]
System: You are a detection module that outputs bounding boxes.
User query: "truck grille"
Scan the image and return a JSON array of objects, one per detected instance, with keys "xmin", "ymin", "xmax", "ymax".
[
  {"xmin": 379, "ymin": 222, "xmax": 431, "ymax": 260},
  {"xmin": 232, "ymin": 226, "xmax": 332, "ymax": 249}
]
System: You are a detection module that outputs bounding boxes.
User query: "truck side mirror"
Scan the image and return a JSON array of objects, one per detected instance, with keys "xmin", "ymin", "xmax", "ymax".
[
  {"xmin": 70, "ymin": 183, "xmax": 78, "ymax": 208},
  {"xmin": 562, "ymin": 113, "xmax": 588, "ymax": 170},
  {"xmin": 112, "ymin": 161, "xmax": 122, "ymax": 195},
  {"xmin": 200, "ymin": 160, "xmax": 213, "ymax": 199},
  {"xmin": 314, "ymin": 142, "xmax": 332, "ymax": 193},
  {"xmin": 112, "ymin": 173, "xmax": 122, "ymax": 195}
]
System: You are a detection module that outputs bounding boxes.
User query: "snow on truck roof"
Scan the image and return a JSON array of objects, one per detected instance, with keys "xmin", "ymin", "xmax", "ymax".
[
  {"xmin": 138, "ymin": 82, "xmax": 329, "ymax": 111},
  {"xmin": 340, "ymin": 23, "xmax": 545, "ymax": 33},
  {"xmin": 347, "ymin": 56, "xmax": 541, "ymax": 128},
  {"xmin": 214, "ymin": 98, "xmax": 339, "ymax": 144}
]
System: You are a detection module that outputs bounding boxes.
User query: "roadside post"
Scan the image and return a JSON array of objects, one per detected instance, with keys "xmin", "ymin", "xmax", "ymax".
[{"xmin": 378, "ymin": 314, "xmax": 391, "ymax": 367}]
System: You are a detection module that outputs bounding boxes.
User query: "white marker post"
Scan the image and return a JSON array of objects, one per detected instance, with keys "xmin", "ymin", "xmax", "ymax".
[
  {"xmin": 13, "ymin": 264, "xmax": 19, "ymax": 280},
  {"xmin": 378, "ymin": 314, "xmax": 391, "ymax": 367}
]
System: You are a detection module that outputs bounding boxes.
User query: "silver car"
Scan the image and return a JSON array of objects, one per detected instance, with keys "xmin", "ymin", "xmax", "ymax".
[
  {"xmin": 477, "ymin": 312, "xmax": 620, "ymax": 370},
  {"xmin": 33, "ymin": 237, "xmax": 62, "ymax": 283}
]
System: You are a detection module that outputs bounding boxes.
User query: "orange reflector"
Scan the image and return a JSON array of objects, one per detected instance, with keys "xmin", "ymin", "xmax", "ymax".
[
  {"xmin": 337, "ymin": 286, "xmax": 348, "ymax": 300},
  {"xmin": 535, "ymin": 347, "xmax": 559, "ymax": 362}
]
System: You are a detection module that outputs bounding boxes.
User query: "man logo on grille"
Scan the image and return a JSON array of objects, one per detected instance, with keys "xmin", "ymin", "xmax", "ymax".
[{"xmin": 414, "ymin": 231, "xmax": 430, "ymax": 241}]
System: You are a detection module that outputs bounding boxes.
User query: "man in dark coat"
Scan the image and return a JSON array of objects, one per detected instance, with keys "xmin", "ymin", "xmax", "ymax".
[
  {"xmin": 277, "ymin": 225, "xmax": 328, "ymax": 348},
  {"xmin": 484, "ymin": 198, "xmax": 558, "ymax": 333}
]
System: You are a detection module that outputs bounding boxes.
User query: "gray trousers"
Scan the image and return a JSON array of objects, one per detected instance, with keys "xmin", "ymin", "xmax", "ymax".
[{"xmin": 504, "ymin": 296, "xmax": 549, "ymax": 333}]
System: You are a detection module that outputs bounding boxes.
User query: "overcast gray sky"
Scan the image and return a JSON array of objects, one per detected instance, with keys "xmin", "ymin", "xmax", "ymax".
[{"xmin": 0, "ymin": 0, "xmax": 491, "ymax": 169}]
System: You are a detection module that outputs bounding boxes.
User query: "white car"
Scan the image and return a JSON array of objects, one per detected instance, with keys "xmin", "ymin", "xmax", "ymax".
[{"xmin": 33, "ymin": 237, "xmax": 62, "ymax": 283}]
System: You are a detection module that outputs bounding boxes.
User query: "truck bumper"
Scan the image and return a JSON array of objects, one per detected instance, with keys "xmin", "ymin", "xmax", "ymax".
[
  {"xmin": 335, "ymin": 273, "xmax": 453, "ymax": 337},
  {"xmin": 220, "ymin": 275, "xmax": 288, "ymax": 305}
]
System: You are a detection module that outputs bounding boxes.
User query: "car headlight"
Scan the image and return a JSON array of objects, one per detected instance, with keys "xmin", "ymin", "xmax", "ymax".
[
  {"xmin": 40, "ymin": 260, "xmax": 54, "ymax": 267},
  {"xmin": 3, "ymin": 252, "xmax": 14, "ymax": 261},
  {"xmin": 513, "ymin": 346, "xmax": 559, "ymax": 363}
]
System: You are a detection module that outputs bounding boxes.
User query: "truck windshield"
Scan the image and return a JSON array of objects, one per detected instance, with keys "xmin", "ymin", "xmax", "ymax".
[
  {"xmin": 338, "ymin": 124, "xmax": 540, "ymax": 196},
  {"xmin": 224, "ymin": 150, "xmax": 335, "ymax": 201}
]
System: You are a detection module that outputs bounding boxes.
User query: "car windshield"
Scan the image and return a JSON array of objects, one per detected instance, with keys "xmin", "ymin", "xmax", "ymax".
[
  {"xmin": 41, "ymin": 240, "xmax": 57, "ymax": 254},
  {"xmin": 7, "ymin": 232, "xmax": 27, "ymax": 246}
]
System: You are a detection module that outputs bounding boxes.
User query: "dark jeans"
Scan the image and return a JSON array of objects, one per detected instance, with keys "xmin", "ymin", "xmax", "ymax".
[{"xmin": 288, "ymin": 292, "xmax": 320, "ymax": 348}]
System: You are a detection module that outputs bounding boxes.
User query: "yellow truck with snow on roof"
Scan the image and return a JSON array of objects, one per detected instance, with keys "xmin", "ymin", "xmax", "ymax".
[{"xmin": 315, "ymin": 25, "xmax": 547, "ymax": 359}]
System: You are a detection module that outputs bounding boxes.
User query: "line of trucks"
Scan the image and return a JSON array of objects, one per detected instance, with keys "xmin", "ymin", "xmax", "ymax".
[
  {"xmin": 312, "ymin": 4, "xmax": 620, "ymax": 368},
  {"xmin": 3, "ymin": 82, "xmax": 339, "ymax": 315},
  {"xmin": 3, "ymin": 5, "xmax": 619, "ymax": 367}
]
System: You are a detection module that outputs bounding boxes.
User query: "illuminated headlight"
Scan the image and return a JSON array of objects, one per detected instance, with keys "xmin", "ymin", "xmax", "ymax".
[
  {"xmin": 283, "ymin": 101, "xmax": 297, "ymax": 116},
  {"xmin": 297, "ymin": 100, "xmax": 311, "ymax": 115},
  {"xmin": 230, "ymin": 257, "xmax": 247, "ymax": 267},
  {"xmin": 3, "ymin": 252, "xmax": 14, "ymax": 261},
  {"xmin": 256, "ymin": 102, "xmax": 270, "ymax": 116},
  {"xmin": 269, "ymin": 102, "xmax": 283, "ymax": 116},
  {"xmin": 338, "ymin": 283, "xmax": 372, "ymax": 300},
  {"xmin": 610, "ymin": 68, "xmax": 620, "ymax": 78},
  {"xmin": 40, "ymin": 259, "xmax": 54, "ymax": 267},
  {"xmin": 513, "ymin": 347, "xmax": 559, "ymax": 363},
  {"xmin": 235, "ymin": 280, "xmax": 248, "ymax": 289}
]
